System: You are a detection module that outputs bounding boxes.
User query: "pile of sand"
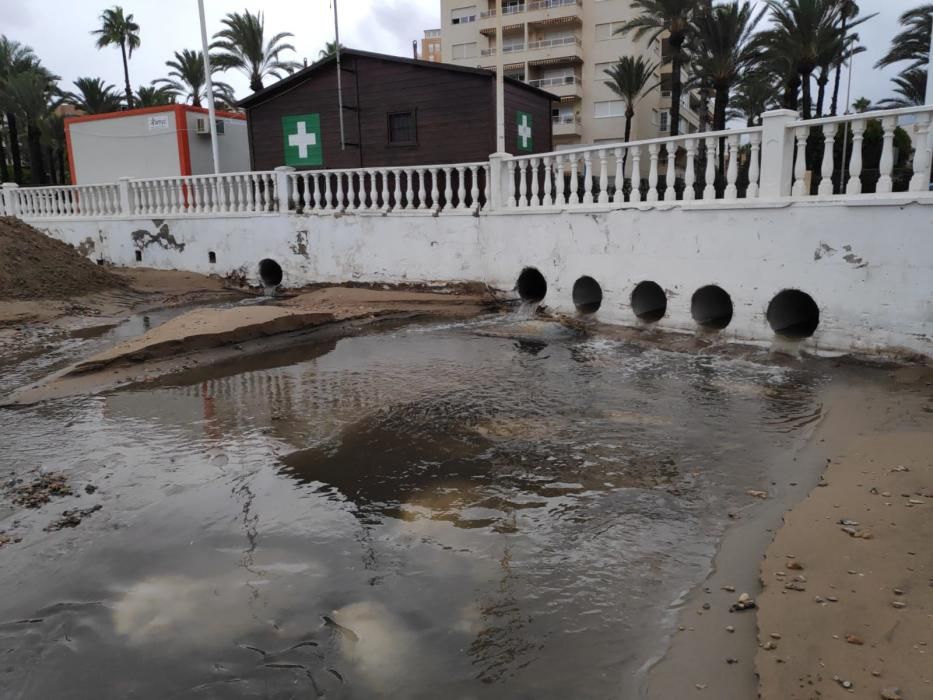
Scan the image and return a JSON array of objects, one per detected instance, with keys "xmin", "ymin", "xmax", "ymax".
[{"xmin": 0, "ymin": 217, "xmax": 125, "ymax": 300}]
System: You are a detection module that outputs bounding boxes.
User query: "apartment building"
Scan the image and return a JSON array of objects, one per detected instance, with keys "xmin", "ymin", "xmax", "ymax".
[
  {"xmin": 439, "ymin": 0, "xmax": 702, "ymax": 148},
  {"xmin": 422, "ymin": 29, "xmax": 442, "ymax": 62}
]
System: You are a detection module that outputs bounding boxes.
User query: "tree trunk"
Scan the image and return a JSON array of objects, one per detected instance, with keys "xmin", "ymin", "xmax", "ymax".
[
  {"xmin": 830, "ymin": 15, "xmax": 848, "ymax": 116},
  {"xmin": 249, "ymin": 75, "xmax": 263, "ymax": 93},
  {"xmin": 715, "ymin": 85, "xmax": 728, "ymax": 195},
  {"xmin": 58, "ymin": 148, "xmax": 67, "ymax": 184},
  {"xmin": 800, "ymin": 71, "xmax": 812, "ymax": 120},
  {"xmin": 815, "ymin": 67, "xmax": 828, "ymax": 118},
  {"xmin": 0, "ymin": 118, "xmax": 8, "ymax": 182},
  {"xmin": 669, "ymin": 35, "xmax": 684, "ymax": 137},
  {"xmin": 121, "ymin": 40, "xmax": 134, "ymax": 109},
  {"xmin": 783, "ymin": 75, "xmax": 800, "ymax": 111},
  {"xmin": 6, "ymin": 112, "xmax": 24, "ymax": 184},
  {"xmin": 46, "ymin": 146, "xmax": 56, "ymax": 184},
  {"xmin": 27, "ymin": 120, "xmax": 46, "ymax": 185}
]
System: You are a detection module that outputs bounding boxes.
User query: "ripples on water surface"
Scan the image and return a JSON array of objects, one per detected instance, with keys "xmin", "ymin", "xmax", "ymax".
[{"xmin": 0, "ymin": 319, "xmax": 827, "ymax": 699}]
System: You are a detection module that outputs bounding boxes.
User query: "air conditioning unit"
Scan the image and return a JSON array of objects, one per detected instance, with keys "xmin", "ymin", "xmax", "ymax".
[{"xmin": 195, "ymin": 118, "xmax": 225, "ymax": 136}]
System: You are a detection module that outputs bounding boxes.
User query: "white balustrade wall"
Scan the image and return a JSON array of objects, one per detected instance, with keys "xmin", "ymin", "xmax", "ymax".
[{"xmin": 3, "ymin": 107, "xmax": 931, "ymax": 221}]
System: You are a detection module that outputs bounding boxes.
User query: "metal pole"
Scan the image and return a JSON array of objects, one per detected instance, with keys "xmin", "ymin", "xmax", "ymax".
[
  {"xmin": 334, "ymin": 0, "xmax": 346, "ymax": 151},
  {"xmin": 837, "ymin": 43, "xmax": 855, "ymax": 192},
  {"xmin": 926, "ymin": 16, "xmax": 933, "ymax": 104},
  {"xmin": 197, "ymin": 0, "xmax": 220, "ymax": 174},
  {"xmin": 495, "ymin": 1, "xmax": 504, "ymax": 152}
]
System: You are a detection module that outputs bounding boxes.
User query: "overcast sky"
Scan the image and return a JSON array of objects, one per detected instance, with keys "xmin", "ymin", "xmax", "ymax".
[{"xmin": 0, "ymin": 0, "xmax": 914, "ymax": 109}]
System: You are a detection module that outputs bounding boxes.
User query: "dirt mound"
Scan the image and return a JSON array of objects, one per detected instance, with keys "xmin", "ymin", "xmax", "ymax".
[{"xmin": 0, "ymin": 217, "xmax": 126, "ymax": 300}]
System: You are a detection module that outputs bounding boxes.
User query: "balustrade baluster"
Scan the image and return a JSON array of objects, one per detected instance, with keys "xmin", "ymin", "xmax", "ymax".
[
  {"xmin": 470, "ymin": 165, "xmax": 480, "ymax": 210},
  {"xmin": 791, "ymin": 126, "xmax": 808, "ymax": 196},
  {"xmin": 405, "ymin": 169, "xmax": 415, "ymax": 209},
  {"xmin": 506, "ymin": 160, "xmax": 517, "ymax": 207},
  {"xmin": 597, "ymin": 149, "xmax": 609, "ymax": 204},
  {"xmin": 453, "ymin": 166, "xmax": 466, "ymax": 210},
  {"xmin": 390, "ymin": 169, "xmax": 401, "ymax": 210},
  {"xmin": 647, "ymin": 143, "xmax": 659, "ymax": 202},
  {"xmin": 909, "ymin": 113, "xmax": 931, "ymax": 191},
  {"xmin": 443, "ymin": 167, "xmax": 454, "ymax": 212},
  {"xmin": 817, "ymin": 124, "xmax": 837, "ymax": 196},
  {"xmin": 846, "ymin": 120, "xmax": 865, "ymax": 194},
  {"xmin": 747, "ymin": 133, "xmax": 761, "ymax": 199},
  {"xmin": 542, "ymin": 157, "xmax": 554, "ymax": 207},
  {"xmin": 703, "ymin": 137, "xmax": 717, "ymax": 200},
  {"xmin": 683, "ymin": 139, "xmax": 697, "ymax": 201},
  {"xmin": 333, "ymin": 172, "xmax": 344, "ymax": 211},
  {"xmin": 518, "ymin": 160, "xmax": 529, "ymax": 208},
  {"xmin": 430, "ymin": 168, "xmax": 440, "ymax": 211},
  {"xmin": 876, "ymin": 117, "xmax": 897, "ymax": 193},
  {"xmin": 725, "ymin": 135, "xmax": 740, "ymax": 199},
  {"xmin": 555, "ymin": 154, "xmax": 567, "ymax": 205},
  {"xmin": 416, "ymin": 169, "xmax": 427, "ymax": 210},
  {"xmin": 529, "ymin": 158, "xmax": 542, "ymax": 207},
  {"xmin": 629, "ymin": 146, "xmax": 641, "ymax": 202},
  {"xmin": 612, "ymin": 148, "xmax": 623, "ymax": 203},
  {"xmin": 664, "ymin": 144, "xmax": 677, "ymax": 201},
  {"xmin": 582, "ymin": 152, "xmax": 594, "ymax": 204}
]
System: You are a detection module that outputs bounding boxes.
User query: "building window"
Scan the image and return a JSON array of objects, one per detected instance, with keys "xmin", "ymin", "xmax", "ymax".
[
  {"xmin": 659, "ymin": 110, "xmax": 669, "ymax": 132},
  {"xmin": 388, "ymin": 111, "xmax": 417, "ymax": 145},
  {"xmin": 594, "ymin": 99, "xmax": 626, "ymax": 118},
  {"xmin": 594, "ymin": 61, "xmax": 614, "ymax": 81},
  {"xmin": 451, "ymin": 5, "xmax": 477, "ymax": 24},
  {"xmin": 452, "ymin": 42, "xmax": 477, "ymax": 59},
  {"xmin": 595, "ymin": 21, "xmax": 626, "ymax": 41}
]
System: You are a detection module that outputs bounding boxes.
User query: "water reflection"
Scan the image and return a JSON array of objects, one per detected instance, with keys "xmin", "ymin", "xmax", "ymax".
[{"xmin": 0, "ymin": 323, "xmax": 830, "ymax": 699}]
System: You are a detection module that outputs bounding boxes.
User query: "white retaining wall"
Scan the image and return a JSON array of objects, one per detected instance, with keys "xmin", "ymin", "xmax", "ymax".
[{"xmin": 28, "ymin": 196, "xmax": 933, "ymax": 357}]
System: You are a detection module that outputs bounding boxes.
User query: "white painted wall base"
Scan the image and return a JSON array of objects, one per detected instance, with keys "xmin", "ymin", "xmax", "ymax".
[{"xmin": 26, "ymin": 198, "xmax": 933, "ymax": 358}]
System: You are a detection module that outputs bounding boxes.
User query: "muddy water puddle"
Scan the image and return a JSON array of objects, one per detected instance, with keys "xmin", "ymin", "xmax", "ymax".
[{"xmin": 0, "ymin": 320, "xmax": 829, "ymax": 699}]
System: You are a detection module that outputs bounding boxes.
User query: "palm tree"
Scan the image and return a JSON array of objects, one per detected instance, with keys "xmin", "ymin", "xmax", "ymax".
[
  {"xmin": 761, "ymin": 0, "xmax": 842, "ymax": 119},
  {"xmin": 318, "ymin": 41, "xmax": 345, "ymax": 59},
  {"xmin": 876, "ymin": 4, "xmax": 932, "ymax": 72},
  {"xmin": 851, "ymin": 95, "xmax": 871, "ymax": 112},
  {"xmin": 0, "ymin": 36, "xmax": 40, "ymax": 184},
  {"xmin": 876, "ymin": 69, "xmax": 927, "ymax": 107},
  {"xmin": 67, "ymin": 77, "xmax": 124, "ymax": 114},
  {"xmin": 689, "ymin": 1, "xmax": 765, "ymax": 131},
  {"xmin": 153, "ymin": 49, "xmax": 235, "ymax": 108},
  {"xmin": 135, "ymin": 84, "xmax": 176, "ymax": 107},
  {"xmin": 603, "ymin": 56, "xmax": 659, "ymax": 144},
  {"xmin": 727, "ymin": 70, "xmax": 779, "ymax": 126},
  {"xmin": 92, "ymin": 6, "xmax": 141, "ymax": 109},
  {"xmin": 616, "ymin": 0, "xmax": 702, "ymax": 137},
  {"xmin": 212, "ymin": 10, "xmax": 301, "ymax": 93},
  {"xmin": 5, "ymin": 66, "xmax": 59, "ymax": 185}
]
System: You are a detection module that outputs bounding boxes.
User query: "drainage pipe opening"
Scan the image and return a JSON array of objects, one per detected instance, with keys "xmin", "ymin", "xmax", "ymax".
[
  {"xmin": 691, "ymin": 285, "xmax": 733, "ymax": 330},
  {"xmin": 572, "ymin": 276, "xmax": 603, "ymax": 314},
  {"xmin": 258, "ymin": 258, "xmax": 283, "ymax": 288},
  {"xmin": 766, "ymin": 289, "xmax": 820, "ymax": 338},
  {"xmin": 631, "ymin": 281, "xmax": 667, "ymax": 323},
  {"xmin": 516, "ymin": 267, "xmax": 547, "ymax": 303}
]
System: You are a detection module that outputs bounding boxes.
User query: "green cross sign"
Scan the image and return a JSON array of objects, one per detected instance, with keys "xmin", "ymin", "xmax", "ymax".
[
  {"xmin": 517, "ymin": 111, "xmax": 533, "ymax": 152},
  {"xmin": 283, "ymin": 114, "xmax": 322, "ymax": 166}
]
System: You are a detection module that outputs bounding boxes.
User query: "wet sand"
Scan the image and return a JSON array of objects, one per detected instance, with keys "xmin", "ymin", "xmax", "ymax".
[{"xmin": 645, "ymin": 366, "xmax": 933, "ymax": 699}]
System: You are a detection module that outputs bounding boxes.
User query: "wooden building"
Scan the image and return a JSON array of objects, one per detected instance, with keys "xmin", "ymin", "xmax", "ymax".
[{"xmin": 238, "ymin": 49, "xmax": 555, "ymax": 171}]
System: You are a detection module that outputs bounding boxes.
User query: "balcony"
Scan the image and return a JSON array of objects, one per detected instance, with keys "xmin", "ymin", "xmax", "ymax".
[
  {"xmin": 528, "ymin": 74, "xmax": 582, "ymax": 99},
  {"xmin": 481, "ymin": 43, "xmax": 526, "ymax": 56},
  {"xmin": 552, "ymin": 114, "xmax": 582, "ymax": 137},
  {"xmin": 480, "ymin": 3, "xmax": 528, "ymax": 19},
  {"xmin": 526, "ymin": 0, "xmax": 582, "ymax": 25}
]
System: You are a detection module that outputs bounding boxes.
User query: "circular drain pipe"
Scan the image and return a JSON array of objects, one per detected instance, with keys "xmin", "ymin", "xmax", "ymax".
[
  {"xmin": 766, "ymin": 289, "xmax": 820, "ymax": 338},
  {"xmin": 691, "ymin": 285, "xmax": 733, "ymax": 330},
  {"xmin": 258, "ymin": 258, "xmax": 284, "ymax": 288},
  {"xmin": 631, "ymin": 281, "xmax": 667, "ymax": 323},
  {"xmin": 572, "ymin": 276, "xmax": 603, "ymax": 314},
  {"xmin": 516, "ymin": 267, "xmax": 547, "ymax": 303}
]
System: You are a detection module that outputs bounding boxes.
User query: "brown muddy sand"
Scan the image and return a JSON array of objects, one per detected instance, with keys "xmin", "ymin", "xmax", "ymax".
[{"xmin": 0, "ymin": 217, "xmax": 125, "ymax": 300}]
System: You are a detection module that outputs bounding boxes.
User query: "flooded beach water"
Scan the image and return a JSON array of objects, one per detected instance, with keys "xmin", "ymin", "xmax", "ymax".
[{"xmin": 0, "ymin": 317, "xmax": 832, "ymax": 699}]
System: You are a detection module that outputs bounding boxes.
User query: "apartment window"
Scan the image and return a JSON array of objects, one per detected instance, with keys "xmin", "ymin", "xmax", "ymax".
[
  {"xmin": 452, "ymin": 42, "xmax": 477, "ymax": 59},
  {"xmin": 594, "ymin": 99, "xmax": 626, "ymax": 118},
  {"xmin": 388, "ymin": 111, "xmax": 417, "ymax": 145},
  {"xmin": 451, "ymin": 5, "xmax": 477, "ymax": 24},
  {"xmin": 659, "ymin": 110, "xmax": 669, "ymax": 132},
  {"xmin": 595, "ymin": 21, "xmax": 626, "ymax": 41},
  {"xmin": 594, "ymin": 61, "xmax": 614, "ymax": 81}
]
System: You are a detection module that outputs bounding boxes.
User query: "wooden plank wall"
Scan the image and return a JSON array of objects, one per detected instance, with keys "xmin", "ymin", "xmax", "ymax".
[{"xmin": 246, "ymin": 55, "xmax": 554, "ymax": 170}]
